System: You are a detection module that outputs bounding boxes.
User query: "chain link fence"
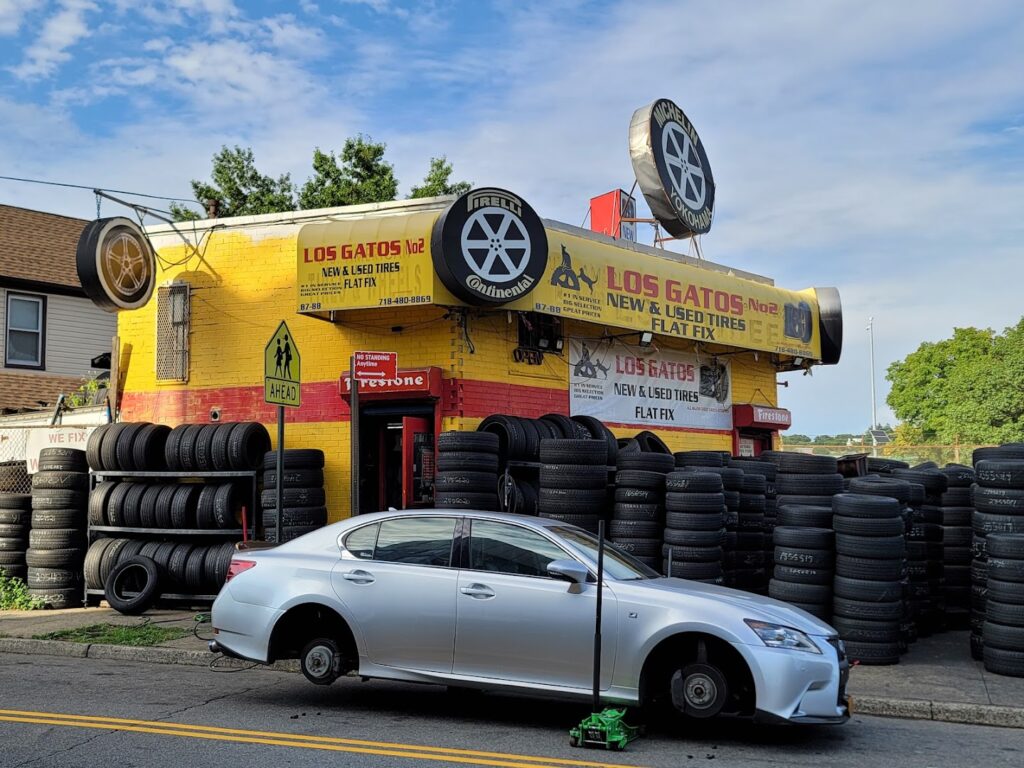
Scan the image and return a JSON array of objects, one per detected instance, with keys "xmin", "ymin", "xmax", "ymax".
[
  {"xmin": 0, "ymin": 428, "xmax": 31, "ymax": 494},
  {"xmin": 777, "ymin": 442, "xmax": 984, "ymax": 466}
]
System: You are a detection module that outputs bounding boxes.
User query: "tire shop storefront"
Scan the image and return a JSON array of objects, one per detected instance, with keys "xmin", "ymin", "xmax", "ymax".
[{"xmin": 90, "ymin": 101, "xmax": 841, "ymax": 521}]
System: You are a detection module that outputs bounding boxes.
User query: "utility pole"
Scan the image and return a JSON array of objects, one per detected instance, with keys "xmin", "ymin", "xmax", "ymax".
[{"xmin": 867, "ymin": 317, "xmax": 878, "ymax": 456}]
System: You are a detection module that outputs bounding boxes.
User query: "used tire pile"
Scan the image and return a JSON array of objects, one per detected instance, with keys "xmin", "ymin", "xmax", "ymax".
[
  {"xmin": 730, "ymin": 458, "xmax": 778, "ymax": 582},
  {"xmin": 939, "ymin": 465, "xmax": 975, "ymax": 628},
  {"xmin": 661, "ymin": 470, "xmax": 725, "ymax": 583},
  {"xmin": 983, "ymin": 534, "xmax": 1024, "ymax": 677},
  {"xmin": 970, "ymin": 445, "xmax": 1024, "ymax": 660},
  {"xmin": 608, "ymin": 454, "xmax": 669, "ymax": 570},
  {"xmin": 831, "ymin": 492, "xmax": 907, "ymax": 665},
  {"xmin": 262, "ymin": 449, "xmax": 328, "ymax": 543},
  {"xmin": 85, "ymin": 538, "xmax": 236, "ymax": 610},
  {"xmin": 27, "ymin": 448, "xmax": 89, "ymax": 608},
  {"xmin": 476, "ymin": 414, "xmax": 617, "ymax": 465},
  {"xmin": 87, "ymin": 421, "xmax": 270, "ymax": 472},
  {"xmin": 539, "ymin": 438, "xmax": 609, "ymax": 534},
  {"xmin": 0, "ymin": 493, "xmax": 31, "ymax": 581},
  {"xmin": 434, "ymin": 431, "xmax": 499, "ymax": 511},
  {"xmin": 769, "ymin": 523, "xmax": 833, "ymax": 621},
  {"xmin": 90, "ymin": 481, "xmax": 246, "ymax": 530},
  {"xmin": 893, "ymin": 468, "xmax": 947, "ymax": 635}
]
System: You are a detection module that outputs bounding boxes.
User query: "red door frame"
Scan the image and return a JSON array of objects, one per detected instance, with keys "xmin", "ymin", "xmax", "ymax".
[{"xmin": 402, "ymin": 416, "xmax": 432, "ymax": 508}]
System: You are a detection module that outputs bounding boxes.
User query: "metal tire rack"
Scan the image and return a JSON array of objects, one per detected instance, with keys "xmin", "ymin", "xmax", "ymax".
[{"xmin": 85, "ymin": 469, "xmax": 259, "ymax": 605}]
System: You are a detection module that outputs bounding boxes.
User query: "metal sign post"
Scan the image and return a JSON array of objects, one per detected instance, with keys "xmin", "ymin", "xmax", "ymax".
[
  {"xmin": 350, "ymin": 355, "xmax": 359, "ymax": 516},
  {"xmin": 265, "ymin": 321, "xmax": 301, "ymax": 542}
]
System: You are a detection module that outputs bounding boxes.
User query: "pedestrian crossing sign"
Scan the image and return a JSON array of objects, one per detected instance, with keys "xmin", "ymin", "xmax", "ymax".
[{"xmin": 265, "ymin": 321, "xmax": 301, "ymax": 407}]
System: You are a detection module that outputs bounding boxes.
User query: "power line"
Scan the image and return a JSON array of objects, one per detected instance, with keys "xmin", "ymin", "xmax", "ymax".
[{"xmin": 0, "ymin": 174, "xmax": 198, "ymax": 204}]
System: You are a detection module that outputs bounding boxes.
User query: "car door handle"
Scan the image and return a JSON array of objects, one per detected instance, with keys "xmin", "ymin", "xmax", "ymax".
[
  {"xmin": 341, "ymin": 570, "xmax": 375, "ymax": 584},
  {"xmin": 460, "ymin": 584, "xmax": 495, "ymax": 599}
]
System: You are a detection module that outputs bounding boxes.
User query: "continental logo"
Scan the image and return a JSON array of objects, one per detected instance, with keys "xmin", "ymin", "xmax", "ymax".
[{"xmin": 467, "ymin": 190, "xmax": 522, "ymax": 217}]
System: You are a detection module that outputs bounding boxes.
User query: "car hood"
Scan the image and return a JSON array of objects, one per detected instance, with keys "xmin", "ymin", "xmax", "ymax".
[{"xmin": 619, "ymin": 577, "xmax": 837, "ymax": 636}]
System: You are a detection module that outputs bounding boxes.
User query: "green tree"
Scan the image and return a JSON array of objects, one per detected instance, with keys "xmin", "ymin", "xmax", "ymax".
[
  {"xmin": 784, "ymin": 434, "xmax": 812, "ymax": 444},
  {"xmin": 409, "ymin": 156, "xmax": 471, "ymax": 199},
  {"xmin": 886, "ymin": 320, "xmax": 1024, "ymax": 444},
  {"xmin": 298, "ymin": 136, "xmax": 398, "ymax": 209},
  {"xmin": 170, "ymin": 146, "xmax": 295, "ymax": 221}
]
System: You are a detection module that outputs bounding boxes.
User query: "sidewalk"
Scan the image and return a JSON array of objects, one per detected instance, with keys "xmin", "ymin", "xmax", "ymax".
[{"xmin": 1, "ymin": 606, "xmax": 1022, "ymax": 727}]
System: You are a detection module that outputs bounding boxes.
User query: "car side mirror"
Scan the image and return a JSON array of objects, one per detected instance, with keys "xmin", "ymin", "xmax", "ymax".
[{"xmin": 547, "ymin": 559, "xmax": 589, "ymax": 584}]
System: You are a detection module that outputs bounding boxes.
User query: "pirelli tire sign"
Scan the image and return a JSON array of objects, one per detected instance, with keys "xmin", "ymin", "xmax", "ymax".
[
  {"xmin": 629, "ymin": 98, "xmax": 715, "ymax": 239},
  {"xmin": 431, "ymin": 188, "xmax": 549, "ymax": 306}
]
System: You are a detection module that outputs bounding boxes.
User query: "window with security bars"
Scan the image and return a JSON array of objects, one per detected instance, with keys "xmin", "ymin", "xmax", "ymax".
[{"xmin": 156, "ymin": 284, "xmax": 190, "ymax": 382}]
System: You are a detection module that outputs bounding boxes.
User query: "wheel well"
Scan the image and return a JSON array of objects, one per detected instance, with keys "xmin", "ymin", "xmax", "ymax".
[
  {"xmin": 269, "ymin": 603, "xmax": 357, "ymax": 665},
  {"xmin": 639, "ymin": 632, "xmax": 756, "ymax": 715}
]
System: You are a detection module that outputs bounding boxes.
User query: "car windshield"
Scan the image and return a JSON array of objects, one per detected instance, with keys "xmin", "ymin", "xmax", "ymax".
[{"xmin": 551, "ymin": 527, "xmax": 660, "ymax": 581}]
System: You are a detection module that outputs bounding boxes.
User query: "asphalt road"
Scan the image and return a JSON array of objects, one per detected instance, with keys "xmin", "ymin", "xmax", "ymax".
[{"xmin": 0, "ymin": 653, "xmax": 1022, "ymax": 768}]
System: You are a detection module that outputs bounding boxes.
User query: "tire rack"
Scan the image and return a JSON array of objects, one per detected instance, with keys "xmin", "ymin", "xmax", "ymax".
[
  {"xmin": 84, "ymin": 469, "xmax": 260, "ymax": 605},
  {"xmin": 500, "ymin": 461, "xmax": 618, "ymax": 515}
]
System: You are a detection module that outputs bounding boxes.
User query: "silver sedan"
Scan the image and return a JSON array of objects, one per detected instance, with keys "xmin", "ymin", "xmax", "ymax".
[{"xmin": 211, "ymin": 510, "xmax": 849, "ymax": 724}]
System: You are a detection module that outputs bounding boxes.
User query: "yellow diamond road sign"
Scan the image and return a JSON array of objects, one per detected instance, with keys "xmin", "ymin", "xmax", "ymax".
[{"xmin": 265, "ymin": 321, "xmax": 301, "ymax": 407}]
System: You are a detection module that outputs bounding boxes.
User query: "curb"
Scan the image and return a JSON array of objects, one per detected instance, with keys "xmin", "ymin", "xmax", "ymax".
[
  {"xmin": 1, "ymin": 637, "xmax": 1021, "ymax": 729},
  {"xmin": 0, "ymin": 636, "xmax": 300, "ymax": 673},
  {"xmin": 853, "ymin": 696, "xmax": 1024, "ymax": 729}
]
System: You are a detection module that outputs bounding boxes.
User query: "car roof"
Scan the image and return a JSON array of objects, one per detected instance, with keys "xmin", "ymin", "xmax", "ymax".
[{"xmin": 340, "ymin": 508, "xmax": 566, "ymax": 530}]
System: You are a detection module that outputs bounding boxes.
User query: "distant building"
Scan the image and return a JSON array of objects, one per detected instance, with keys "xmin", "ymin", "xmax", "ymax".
[{"xmin": 0, "ymin": 204, "xmax": 116, "ymax": 413}]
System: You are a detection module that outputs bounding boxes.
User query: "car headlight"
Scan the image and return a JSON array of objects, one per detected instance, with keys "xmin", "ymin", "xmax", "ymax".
[{"xmin": 744, "ymin": 619, "xmax": 822, "ymax": 654}]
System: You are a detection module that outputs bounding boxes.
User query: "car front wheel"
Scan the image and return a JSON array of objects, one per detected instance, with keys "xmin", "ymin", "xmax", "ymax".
[{"xmin": 300, "ymin": 638, "xmax": 342, "ymax": 685}]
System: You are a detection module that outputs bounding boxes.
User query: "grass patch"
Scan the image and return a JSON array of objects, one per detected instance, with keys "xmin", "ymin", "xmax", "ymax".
[
  {"xmin": 34, "ymin": 623, "xmax": 188, "ymax": 646},
  {"xmin": 0, "ymin": 572, "xmax": 44, "ymax": 610}
]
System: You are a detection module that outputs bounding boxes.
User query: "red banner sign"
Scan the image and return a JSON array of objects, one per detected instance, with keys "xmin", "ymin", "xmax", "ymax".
[{"xmin": 353, "ymin": 350, "xmax": 398, "ymax": 380}]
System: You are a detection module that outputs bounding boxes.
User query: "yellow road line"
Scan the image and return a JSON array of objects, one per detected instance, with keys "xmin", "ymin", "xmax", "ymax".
[{"xmin": 0, "ymin": 710, "xmax": 643, "ymax": 768}]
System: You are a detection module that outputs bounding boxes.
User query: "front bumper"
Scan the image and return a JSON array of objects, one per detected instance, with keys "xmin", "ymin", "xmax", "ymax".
[{"xmin": 737, "ymin": 635, "xmax": 849, "ymax": 724}]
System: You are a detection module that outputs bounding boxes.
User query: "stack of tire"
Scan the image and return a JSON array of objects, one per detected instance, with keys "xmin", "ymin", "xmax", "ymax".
[
  {"xmin": 434, "ymin": 432, "xmax": 500, "ymax": 511},
  {"xmin": 476, "ymin": 414, "xmax": 617, "ymax": 465},
  {"xmin": 0, "ymin": 493, "xmax": 31, "ymax": 581},
  {"xmin": 84, "ymin": 538, "xmax": 236, "ymax": 613},
  {"xmin": 540, "ymin": 438, "xmax": 608, "ymax": 534},
  {"xmin": 730, "ymin": 458, "xmax": 778, "ymax": 581},
  {"xmin": 87, "ymin": 421, "xmax": 269, "ymax": 473},
  {"xmin": 983, "ymin": 534, "xmax": 1024, "ymax": 677},
  {"xmin": 893, "ymin": 468, "xmax": 947, "ymax": 635},
  {"xmin": 971, "ymin": 445, "xmax": 1024, "ymax": 660},
  {"xmin": 769, "ymin": 522, "xmax": 833, "ymax": 621},
  {"xmin": 661, "ymin": 470, "xmax": 725, "ymax": 583},
  {"xmin": 866, "ymin": 457, "xmax": 910, "ymax": 475},
  {"xmin": 262, "ymin": 449, "xmax": 327, "ymax": 542},
  {"xmin": 27, "ymin": 448, "xmax": 89, "ymax": 607},
  {"xmin": 938, "ymin": 464, "xmax": 976, "ymax": 628},
  {"xmin": 608, "ymin": 450, "xmax": 669, "ymax": 570},
  {"xmin": 831, "ymin": 492, "xmax": 907, "ymax": 665}
]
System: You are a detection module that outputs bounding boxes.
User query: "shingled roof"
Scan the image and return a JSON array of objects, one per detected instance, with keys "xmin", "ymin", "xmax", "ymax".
[{"xmin": 0, "ymin": 204, "xmax": 87, "ymax": 289}]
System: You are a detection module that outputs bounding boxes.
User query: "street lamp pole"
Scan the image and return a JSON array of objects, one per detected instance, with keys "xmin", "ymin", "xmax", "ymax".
[{"xmin": 867, "ymin": 317, "xmax": 878, "ymax": 456}]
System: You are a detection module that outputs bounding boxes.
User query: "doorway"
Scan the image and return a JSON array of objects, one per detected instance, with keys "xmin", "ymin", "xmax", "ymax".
[{"xmin": 356, "ymin": 403, "xmax": 435, "ymax": 513}]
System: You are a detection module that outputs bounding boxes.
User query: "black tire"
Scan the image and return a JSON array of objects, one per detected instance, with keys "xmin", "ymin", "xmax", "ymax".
[
  {"xmin": 833, "ymin": 596, "xmax": 903, "ymax": 621},
  {"xmin": 208, "ymin": 423, "xmax": 234, "ymax": 470},
  {"xmin": 974, "ymin": 445, "xmax": 1024, "ymax": 464},
  {"xmin": 120, "ymin": 482, "xmax": 148, "ymax": 528},
  {"xmin": 105, "ymin": 556, "xmax": 161, "ymax": 615},
  {"xmin": 0, "ymin": 492, "xmax": 32, "ymax": 510},
  {"xmin": 27, "ymin": 566, "xmax": 81, "ymax": 590},
  {"xmin": 28, "ymin": 587, "xmax": 82, "ymax": 609},
  {"xmin": 834, "ymin": 575, "xmax": 902, "ymax": 602},
  {"xmin": 0, "ymin": 549, "xmax": 25, "ymax": 564},
  {"xmin": 773, "ymin": 565, "xmax": 832, "ymax": 585},
  {"xmin": 973, "ymin": 511, "xmax": 1024, "ymax": 536},
  {"xmin": 988, "ymin": 534, "xmax": 1024, "ymax": 559},
  {"xmin": 835, "ymin": 555, "xmax": 905, "ymax": 580},
  {"xmin": 776, "ymin": 505, "xmax": 832, "ymax": 528},
  {"xmin": 434, "ymin": 471, "xmax": 495, "ymax": 493},
  {"xmin": 538, "ymin": 438, "xmax": 607, "ymax": 466},
  {"xmin": 614, "ymin": 486, "xmax": 660, "ymax": 504},
  {"xmin": 115, "ymin": 423, "xmax": 148, "ymax": 471},
  {"xmin": 615, "ymin": 470, "xmax": 666, "ymax": 490},
  {"xmin": 131, "ymin": 423, "xmax": 170, "ymax": 471},
  {"xmin": 84, "ymin": 538, "xmax": 113, "ymax": 589},
  {"xmin": 665, "ymin": 511, "xmax": 725, "ymax": 531},
  {"xmin": 608, "ymin": 537, "xmax": 661, "ymax": 558},
  {"xmin": 435, "ymin": 491, "xmax": 498, "ymax": 510},
  {"xmin": 214, "ymin": 483, "xmax": 244, "ymax": 529},
  {"xmin": 31, "ymin": 488, "xmax": 87, "ymax": 510},
  {"xmin": 260, "ymin": 487, "xmax": 326, "ymax": 509},
  {"xmin": 983, "ymin": 646, "xmax": 1024, "ymax": 677},
  {"xmin": 835, "ymin": 534, "xmax": 905, "ymax": 559},
  {"xmin": 848, "ymin": 476, "xmax": 912, "ymax": 503},
  {"xmin": 662, "ymin": 545, "xmax": 723, "ymax": 563},
  {"xmin": 729, "ymin": 459, "xmax": 777, "ymax": 479},
  {"xmin": 774, "ymin": 546, "xmax": 834, "ymax": 568},
  {"xmin": 768, "ymin": 579, "xmax": 831, "ymax": 604},
  {"xmin": 154, "ymin": 484, "xmax": 177, "ymax": 528},
  {"xmin": 987, "ymin": 601, "xmax": 1024, "ymax": 627},
  {"xmin": 194, "ymin": 424, "xmax": 218, "ymax": 471},
  {"xmin": 227, "ymin": 422, "xmax": 272, "ymax": 470},
  {"xmin": 775, "ymin": 473, "xmax": 844, "ymax": 496},
  {"xmin": 177, "ymin": 424, "xmax": 203, "ymax": 471},
  {"xmin": 538, "ymin": 513, "xmax": 599, "ymax": 532},
  {"xmin": 264, "ymin": 467, "xmax": 326, "ymax": 489},
  {"xmin": 665, "ymin": 492, "xmax": 725, "ymax": 513},
  {"xmin": 664, "ymin": 529, "xmax": 725, "ymax": 547},
  {"xmin": 942, "ymin": 507, "xmax": 973, "ymax": 527},
  {"xmin": 833, "ymin": 493, "xmax": 903, "ymax": 519},
  {"xmin": 982, "ymin": 621, "xmax": 1024, "ymax": 651},
  {"xmin": 438, "ymin": 431, "xmax": 499, "ymax": 454},
  {"xmin": 260, "ymin": 448, "xmax": 328, "ymax": 471},
  {"xmin": 435, "ymin": 452, "xmax": 500, "ymax": 473},
  {"xmin": 772, "ymin": 526, "xmax": 833, "ymax": 550},
  {"xmin": 665, "ymin": 471, "xmax": 723, "ymax": 493},
  {"xmin": 32, "ymin": 471, "xmax": 88, "ymax": 491},
  {"xmin": 740, "ymin": 474, "xmax": 768, "ymax": 494},
  {"xmin": 28, "ymin": 528, "xmax": 83, "ymax": 549},
  {"xmin": 86, "ymin": 424, "xmax": 110, "ymax": 470},
  {"xmin": 171, "ymin": 484, "xmax": 200, "ymax": 528},
  {"xmin": 0, "ymin": 534, "xmax": 26, "ymax": 550},
  {"xmin": 30, "ymin": 508, "xmax": 84, "ymax": 529},
  {"xmin": 892, "ymin": 468, "xmax": 948, "ymax": 494},
  {"xmin": 517, "ymin": 418, "xmax": 541, "ymax": 462},
  {"xmin": 25, "ymin": 547, "xmax": 83, "ymax": 568},
  {"xmin": 609, "ymin": 519, "xmax": 660, "ymax": 538},
  {"xmin": 633, "ymin": 430, "xmax": 671, "ymax": 455},
  {"xmin": 478, "ymin": 415, "xmax": 529, "ymax": 460},
  {"xmin": 663, "ymin": 561, "xmax": 723, "ymax": 580},
  {"xmin": 833, "ymin": 514, "xmax": 904, "ymax": 537},
  {"xmin": 196, "ymin": 484, "xmax": 219, "ymax": 529},
  {"xmin": 844, "ymin": 641, "xmax": 901, "ymax": 665},
  {"xmin": 570, "ymin": 415, "xmax": 618, "ymax": 464},
  {"xmin": 538, "ymin": 487, "xmax": 606, "ymax": 512},
  {"xmin": 185, "ymin": 546, "xmax": 208, "ymax": 591},
  {"xmin": 616, "ymin": 452, "xmax": 674, "ymax": 473},
  {"xmin": 262, "ymin": 506, "xmax": 328, "ymax": 527},
  {"xmin": 761, "ymin": 451, "xmax": 838, "ymax": 474},
  {"xmin": 700, "ymin": 467, "xmax": 743, "ymax": 492},
  {"xmin": 830, "ymin": 616, "xmax": 901, "ymax": 643},
  {"xmin": 539, "ymin": 464, "xmax": 607, "ymax": 490},
  {"xmin": 0, "ymin": 508, "xmax": 27, "ymax": 525},
  {"xmin": 167, "ymin": 543, "xmax": 195, "ymax": 587},
  {"xmin": 941, "ymin": 488, "xmax": 973, "ymax": 507},
  {"xmin": 775, "ymin": 494, "xmax": 837, "ymax": 508},
  {"xmin": 612, "ymin": 502, "xmax": 662, "ymax": 521},
  {"xmin": 674, "ymin": 451, "xmax": 725, "ymax": 468},
  {"xmin": 137, "ymin": 484, "xmax": 163, "ymax": 528},
  {"xmin": 37, "ymin": 447, "xmax": 88, "ymax": 473},
  {"xmin": 973, "ymin": 486, "xmax": 1024, "ymax": 513},
  {"xmin": 988, "ymin": 578, "xmax": 1024, "ymax": 603},
  {"xmin": 100, "ymin": 423, "xmax": 132, "ymax": 470},
  {"xmin": 163, "ymin": 425, "xmax": 188, "ymax": 471}
]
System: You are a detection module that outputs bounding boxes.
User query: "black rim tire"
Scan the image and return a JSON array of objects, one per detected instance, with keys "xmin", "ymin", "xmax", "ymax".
[{"xmin": 104, "ymin": 556, "xmax": 161, "ymax": 615}]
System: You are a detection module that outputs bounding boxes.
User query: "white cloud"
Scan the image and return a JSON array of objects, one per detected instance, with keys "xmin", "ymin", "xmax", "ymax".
[
  {"xmin": 260, "ymin": 13, "xmax": 325, "ymax": 55},
  {"xmin": 143, "ymin": 36, "xmax": 173, "ymax": 52},
  {"xmin": 10, "ymin": 0, "xmax": 97, "ymax": 80},
  {"xmin": 0, "ymin": 0, "xmax": 39, "ymax": 35}
]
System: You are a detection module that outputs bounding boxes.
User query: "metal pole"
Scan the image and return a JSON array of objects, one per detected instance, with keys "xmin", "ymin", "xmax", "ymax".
[
  {"xmin": 593, "ymin": 520, "xmax": 605, "ymax": 714},
  {"xmin": 350, "ymin": 356, "xmax": 360, "ymax": 516},
  {"xmin": 276, "ymin": 406, "xmax": 284, "ymax": 544},
  {"xmin": 868, "ymin": 317, "xmax": 878, "ymax": 457}
]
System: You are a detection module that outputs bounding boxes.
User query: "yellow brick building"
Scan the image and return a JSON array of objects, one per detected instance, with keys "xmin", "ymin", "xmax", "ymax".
[{"xmin": 110, "ymin": 193, "xmax": 840, "ymax": 521}]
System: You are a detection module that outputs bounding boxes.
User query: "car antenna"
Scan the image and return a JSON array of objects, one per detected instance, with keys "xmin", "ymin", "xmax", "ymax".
[{"xmin": 569, "ymin": 520, "xmax": 641, "ymax": 751}]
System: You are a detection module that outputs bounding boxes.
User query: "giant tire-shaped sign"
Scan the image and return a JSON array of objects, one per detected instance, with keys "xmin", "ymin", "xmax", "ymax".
[
  {"xmin": 76, "ymin": 217, "xmax": 156, "ymax": 312},
  {"xmin": 431, "ymin": 188, "xmax": 548, "ymax": 306}
]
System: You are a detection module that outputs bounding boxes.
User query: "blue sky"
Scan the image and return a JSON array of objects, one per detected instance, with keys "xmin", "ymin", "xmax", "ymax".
[{"xmin": 2, "ymin": 0, "xmax": 1023, "ymax": 436}]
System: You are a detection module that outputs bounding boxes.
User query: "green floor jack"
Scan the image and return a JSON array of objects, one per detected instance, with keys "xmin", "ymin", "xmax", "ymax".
[{"xmin": 569, "ymin": 521, "xmax": 641, "ymax": 751}]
